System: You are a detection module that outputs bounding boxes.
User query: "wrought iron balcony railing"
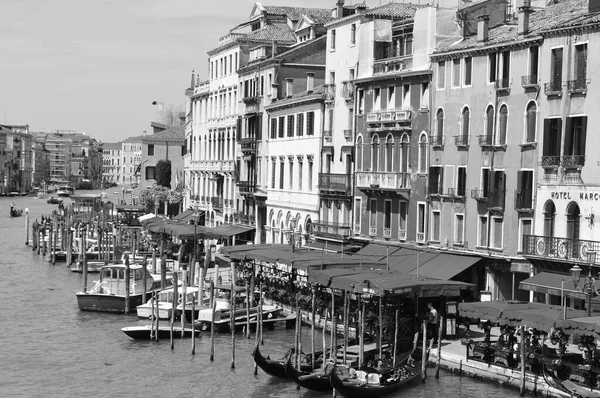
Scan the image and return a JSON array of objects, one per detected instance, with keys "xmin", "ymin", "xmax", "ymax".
[
  {"xmin": 544, "ymin": 81, "xmax": 563, "ymax": 96},
  {"xmin": 540, "ymin": 155, "xmax": 561, "ymax": 168},
  {"xmin": 430, "ymin": 135, "xmax": 444, "ymax": 148},
  {"xmin": 471, "ymin": 188, "xmax": 487, "ymax": 202},
  {"xmin": 561, "ymin": 155, "xmax": 585, "ymax": 168},
  {"xmin": 478, "ymin": 135, "xmax": 493, "ymax": 147},
  {"xmin": 494, "ymin": 78, "xmax": 511, "ymax": 91},
  {"xmin": 522, "ymin": 234, "xmax": 600, "ymax": 264},
  {"xmin": 454, "ymin": 135, "xmax": 470, "ymax": 147},
  {"xmin": 521, "ymin": 75, "xmax": 539, "ymax": 88},
  {"xmin": 312, "ymin": 221, "xmax": 352, "ymax": 238},
  {"xmin": 237, "ymin": 181, "xmax": 256, "ymax": 195},
  {"xmin": 567, "ymin": 79, "xmax": 587, "ymax": 93},
  {"xmin": 318, "ymin": 173, "xmax": 352, "ymax": 196},
  {"xmin": 447, "ymin": 188, "xmax": 466, "ymax": 198}
]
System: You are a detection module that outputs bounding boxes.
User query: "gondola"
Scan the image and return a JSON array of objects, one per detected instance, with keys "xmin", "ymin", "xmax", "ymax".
[
  {"xmin": 329, "ymin": 358, "xmax": 421, "ymax": 398},
  {"xmin": 285, "ymin": 355, "xmax": 333, "ymax": 391},
  {"xmin": 542, "ymin": 363, "xmax": 575, "ymax": 397},
  {"xmin": 10, "ymin": 207, "xmax": 23, "ymax": 217},
  {"xmin": 252, "ymin": 343, "xmax": 323, "ymax": 379}
]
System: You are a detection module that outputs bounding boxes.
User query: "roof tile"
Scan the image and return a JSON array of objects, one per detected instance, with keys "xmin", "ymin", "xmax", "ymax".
[{"xmin": 142, "ymin": 126, "xmax": 185, "ymax": 143}]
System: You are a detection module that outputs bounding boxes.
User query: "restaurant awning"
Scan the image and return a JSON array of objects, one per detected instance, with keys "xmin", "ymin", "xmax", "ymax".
[
  {"xmin": 499, "ymin": 306, "xmax": 586, "ymax": 331},
  {"xmin": 410, "ymin": 253, "xmax": 481, "ymax": 280},
  {"xmin": 458, "ymin": 301, "xmax": 546, "ymax": 323},
  {"xmin": 205, "ymin": 224, "xmax": 255, "ymax": 239},
  {"xmin": 560, "ymin": 316, "xmax": 600, "ymax": 338},
  {"xmin": 173, "ymin": 209, "xmax": 204, "ymax": 222},
  {"xmin": 116, "ymin": 204, "xmax": 146, "ymax": 212},
  {"xmin": 519, "ymin": 272, "xmax": 590, "ymax": 300}
]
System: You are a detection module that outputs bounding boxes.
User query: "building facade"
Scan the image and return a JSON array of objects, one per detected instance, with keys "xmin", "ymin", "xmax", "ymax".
[
  {"xmin": 140, "ymin": 126, "xmax": 186, "ymax": 190},
  {"xmin": 0, "ymin": 124, "xmax": 33, "ymax": 194},
  {"xmin": 121, "ymin": 136, "xmax": 143, "ymax": 185},
  {"xmin": 101, "ymin": 142, "xmax": 121, "ymax": 185}
]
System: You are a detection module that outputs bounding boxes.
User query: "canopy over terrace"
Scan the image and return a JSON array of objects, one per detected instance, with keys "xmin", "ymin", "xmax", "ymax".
[
  {"xmin": 560, "ymin": 316, "xmax": 600, "ymax": 338},
  {"xmin": 499, "ymin": 305, "xmax": 587, "ymax": 332},
  {"xmin": 458, "ymin": 301, "xmax": 546, "ymax": 323}
]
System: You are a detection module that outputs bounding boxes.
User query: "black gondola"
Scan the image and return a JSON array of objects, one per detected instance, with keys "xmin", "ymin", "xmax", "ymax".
[
  {"xmin": 252, "ymin": 343, "xmax": 323, "ymax": 379},
  {"xmin": 329, "ymin": 360, "xmax": 422, "ymax": 398},
  {"xmin": 10, "ymin": 207, "xmax": 23, "ymax": 217},
  {"xmin": 285, "ymin": 355, "xmax": 333, "ymax": 391}
]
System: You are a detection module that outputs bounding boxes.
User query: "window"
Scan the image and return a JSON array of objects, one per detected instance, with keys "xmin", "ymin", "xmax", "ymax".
[
  {"xmin": 279, "ymin": 160, "xmax": 284, "ymax": 189},
  {"xmin": 270, "ymin": 118, "xmax": 277, "ymax": 139},
  {"xmin": 455, "ymin": 214, "xmax": 464, "ymax": 245},
  {"xmin": 369, "ymin": 198, "xmax": 377, "ymax": 230},
  {"xmin": 464, "ymin": 57, "xmax": 472, "ymax": 85},
  {"xmin": 385, "ymin": 135, "xmax": 393, "ymax": 172},
  {"xmin": 373, "ymin": 88, "xmax": 381, "ymax": 110},
  {"xmin": 564, "ymin": 116, "xmax": 588, "ymax": 161},
  {"xmin": 516, "ymin": 170, "xmax": 534, "ymax": 209},
  {"xmin": 331, "ymin": 29, "xmax": 336, "ymax": 50},
  {"xmin": 431, "ymin": 211, "xmax": 441, "ymax": 242},
  {"xmin": 452, "ymin": 58, "xmax": 460, "ymax": 87},
  {"xmin": 428, "ymin": 166, "xmax": 443, "ymax": 195},
  {"xmin": 351, "ymin": 24, "xmax": 356, "ymax": 45},
  {"xmin": 278, "ymin": 116, "xmax": 285, "ymax": 138},
  {"xmin": 437, "ymin": 61, "xmax": 446, "ymax": 88},
  {"xmin": 289, "ymin": 159, "xmax": 294, "ymax": 190},
  {"xmin": 417, "ymin": 203, "xmax": 426, "ymax": 239},
  {"xmin": 399, "ymin": 201, "xmax": 407, "ymax": 238},
  {"xmin": 542, "ymin": 118, "xmax": 562, "ymax": 159},
  {"xmin": 457, "ymin": 166, "xmax": 467, "ymax": 196},
  {"xmin": 525, "ymin": 102, "xmax": 537, "ymax": 143},
  {"xmin": 271, "ymin": 159, "xmax": 276, "ymax": 189},
  {"xmin": 491, "ymin": 217, "xmax": 504, "ymax": 249},
  {"xmin": 287, "ymin": 115, "xmax": 294, "ymax": 137},
  {"xmin": 308, "ymin": 160, "xmax": 313, "ymax": 190},
  {"xmin": 147, "ymin": 145, "xmax": 154, "ymax": 156},
  {"xmin": 371, "ymin": 135, "xmax": 380, "ymax": 172},
  {"xmin": 418, "ymin": 133, "xmax": 428, "ymax": 173},
  {"xmin": 529, "ymin": 46, "xmax": 539, "ymax": 80},
  {"xmin": 402, "ymin": 84, "xmax": 410, "ymax": 108},
  {"xmin": 420, "ymin": 83, "xmax": 429, "ymax": 109},
  {"xmin": 400, "ymin": 134, "xmax": 409, "ymax": 173},
  {"xmin": 497, "ymin": 105, "xmax": 508, "ymax": 145},
  {"xmin": 461, "ymin": 107, "xmax": 470, "ymax": 138},
  {"xmin": 444, "ymin": 165, "xmax": 454, "ymax": 194},
  {"xmin": 384, "ymin": 200, "xmax": 392, "ymax": 230},
  {"xmin": 575, "ymin": 43, "xmax": 588, "ymax": 83},
  {"xmin": 481, "ymin": 168, "xmax": 491, "ymax": 196},
  {"xmin": 296, "ymin": 113, "xmax": 304, "ymax": 136},
  {"xmin": 436, "ymin": 108, "xmax": 444, "ymax": 138},
  {"xmin": 306, "ymin": 112, "xmax": 315, "ymax": 135},
  {"xmin": 478, "ymin": 216, "xmax": 488, "ymax": 247},
  {"xmin": 145, "ymin": 166, "xmax": 155, "ymax": 180},
  {"xmin": 519, "ymin": 219, "xmax": 532, "ymax": 252},
  {"xmin": 488, "ymin": 53, "xmax": 497, "ymax": 83},
  {"xmin": 356, "ymin": 136, "xmax": 363, "ymax": 171},
  {"xmin": 501, "ymin": 50, "xmax": 510, "ymax": 81},
  {"xmin": 387, "ymin": 86, "xmax": 395, "ymax": 110},
  {"xmin": 551, "ymin": 48, "xmax": 563, "ymax": 85}
]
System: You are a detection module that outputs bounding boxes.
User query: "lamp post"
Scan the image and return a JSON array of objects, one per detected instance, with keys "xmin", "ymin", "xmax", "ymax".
[
  {"xmin": 287, "ymin": 217, "xmax": 298, "ymax": 253},
  {"xmin": 570, "ymin": 250, "xmax": 597, "ymax": 317}
]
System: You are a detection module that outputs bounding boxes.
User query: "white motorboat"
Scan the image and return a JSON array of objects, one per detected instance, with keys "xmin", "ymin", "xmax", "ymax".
[
  {"xmin": 56, "ymin": 185, "xmax": 75, "ymax": 197},
  {"xmin": 136, "ymin": 286, "xmax": 199, "ymax": 320}
]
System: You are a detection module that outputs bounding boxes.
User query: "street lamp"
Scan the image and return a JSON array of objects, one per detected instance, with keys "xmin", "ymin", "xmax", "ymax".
[
  {"xmin": 287, "ymin": 217, "xmax": 298, "ymax": 253},
  {"xmin": 570, "ymin": 250, "xmax": 597, "ymax": 316}
]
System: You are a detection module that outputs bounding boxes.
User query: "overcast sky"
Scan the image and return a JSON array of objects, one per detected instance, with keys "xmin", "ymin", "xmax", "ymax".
[{"xmin": 0, "ymin": 0, "xmax": 385, "ymax": 143}]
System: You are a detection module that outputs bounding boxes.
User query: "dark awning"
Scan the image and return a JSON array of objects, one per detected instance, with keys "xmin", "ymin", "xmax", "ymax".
[
  {"xmin": 116, "ymin": 204, "xmax": 146, "ymax": 212},
  {"xmin": 409, "ymin": 253, "xmax": 481, "ymax": 280},
  {"xmin": 560, "ymin": 316, "xmax": 600, "ymax": 338},
  {"xmin": 458, "ymin": 301, "xmax": 544, "ymax": 323},
  {"xmin": 499, "ymin": 306, "xmax": 587, "ymax": 331},
  {"xmin": 173, "ymin": 209, "xmax": 204, "ymax": 222},
  {"xmin": 205, "ymin": 224, "xmax": 255, "ymax": 239},
  {"xmin": 519, "ymin": 272, "xmax": 589, "ymax": 300}
]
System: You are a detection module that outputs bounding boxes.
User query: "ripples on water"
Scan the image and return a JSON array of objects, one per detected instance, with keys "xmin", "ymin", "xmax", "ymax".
[{"xmin": 0, "ymin": 193, "xmax": 521, "ymax": 397}]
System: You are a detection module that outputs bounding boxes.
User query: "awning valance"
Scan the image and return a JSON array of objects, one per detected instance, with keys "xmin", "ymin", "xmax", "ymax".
[
  {"xmin": 116, "ymin": 204, "xmax": 146, "ymax": 212},
  {"xmin": 560, "ymin": 316, "xmax": 600, "ymax": 338},
  {"xmin": 458, "ymin": 301, "xmax": 544, "ymax": 323},
  {"xmin": 410, "ymin": 253, "xmax": 481, "ymax": 280},
  {"xmin": 173, "ymin": 209, "xmax": 204, "ymax": 222},
  {"xmin": 519, "ymin": 272, "xmax": 590, "ymax": 300},
  {"xmin": 205, "ymin": 224, "xmax": 255, "ymax": 239},
  {"xmin": 499, "ymin": 306, "xmax": 586, "ymax": 331}
]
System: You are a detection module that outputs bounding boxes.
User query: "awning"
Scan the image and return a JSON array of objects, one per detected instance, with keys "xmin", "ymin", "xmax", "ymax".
[
  {"xmin": 205, "ymin": 224, "xmax": 255, "ymax": 239},
  {"xmin": 116, "ymin": 204, "xmax": 146, "ymax": 212},
  {"xmin": 173, "ymin": 208, "xmax": 204, "ymax": 222},
  {"xmin": 560, "ymin": 316, "xmax": 600, "ymax": 338},
  {"xmin": 519, "ymin": 272, "xmax": 590, "ymax": 300},
  {"xmin": 499, "ymin": 306, "xmax": 586, "ymax": 331},
  {"xmin": 458, "ymin": 300, "xmax": 544, "ymax": 323},
  {"xmin": 410, "ymin": 253, "xmax": 481, "ymax": 280}
]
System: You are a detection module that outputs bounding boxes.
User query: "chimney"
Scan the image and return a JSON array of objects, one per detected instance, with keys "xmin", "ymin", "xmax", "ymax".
[
  {"xmin": 271, "ymin": 83, "xmax": 279, "ymax": 99},
  {"xmin": 286, "ymin": 79, "xmax": 294, "ymax": 98},
  {"xmin": 306, "ymin": 73, "xmax": 315, "ymax": 93},
  {"xmin": 271, "ymin": 40, "xmax": 277, "ymax": 57},
  {"xmin": 336, "ymin": 0, "xmax": 345, "ymax": 18},
  {"xmin": 477, "ymin": 15, "xmax": 489, "ymax": 42},
  {"xmin": 354, "ymin": 3, "xmax": 367, "ymax": 15},
  {"xmin": 190, "ymin": 70, "xmax": 195, "ymax": 87},
  {"xmin": 518, "ymin": 5, "xmax": 533, "ymax": 36}
]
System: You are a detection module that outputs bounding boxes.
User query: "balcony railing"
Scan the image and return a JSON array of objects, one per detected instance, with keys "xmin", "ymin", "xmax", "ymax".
[
  {"xmin": 544, "ymin": 81, "xmax": 562, "ymax": 96},
  {"xmin": 324, "ymin": 84, "xmax": 336, "ymax": 102},
  {"xmin": 540, "ymin": 155, "xmax": 561, "ymax": 168},
  {"xmin": 356, "ymin": 171, "xmax": 410, "ymax": 190},
  {"xmin": 210, "ymin": 196, "xmax": 223, "ymax": 209},
  {"xmin": 522, "ymin": 234, "xmax": 600, "ymax": 264},
  {"xmin": 447, "ymin": 188, "xmax": 466, "ymax": 198},
  {"xmin": 567, "ymin": 79, "xmax": 587, "ymax": 93},
  {"xmin": 312, "ymin": 221, "xmax": 352, "ymax": 238},
  {"xmin": 369, "ymin": 227, "xmax": 377, "ymax": 237},
  {"xmin": 514, "ymin": 189, "xmax": 533, "ymax": 211},
  {"xmin": 427, "ymin": 183, "xmax": 444, "ymax": 196},
  {"xmin": 242, "ymin": 96, "xmax": 260, "ymax": 104},
  {"xmin": 237, "ymin": 181, "xmax": 256, "ymax": 195},
  {"xmin": 454, "ymin": 135, "xmax": 470, "ymax": 147},
  {"xmin": 488, "ymin": 189, "xmax": 506, "ymax": 210},
  {"xmin": 494, "ymin": 78, "xmax": 511, "ymax": 91},
  {"xmin": 561, "ymin": 155, "xmax": 585, "ymax": 168},
  {"xmin": 318, "ymin": 173, "xmax": 352, "ymax": 196},
  {"xmin": 471, "ymin": 188, "xmax": 487, "ymax": 202},
  {"xmin": 416, "ymin": 232, "xmax": 425, "ymax": 243},
  {"xmin": 521, "ymin": 75, "xmax": 539, "ymax": 88},
  {"xmin": 478, "ymin": 135, "xmax": 493, "ymax": 147},
  {"xmin": 373, "ymin": 55, "xmax": 413, "ymax": 75},
  {"xmin": 341, "ymin": 81, "xmax": 354, "ymax": 101},
  {"xmin": 398, "ymin": 229, "xmax": 407, "ymax": 241},
  {"xmin": 239, "ymin": 138, "xmax": 256, "ymax": 153},
  {"xmin": 343, "ymin": 129, "xmax": 353, "ymax": 140},
  {"xmin": 430, "ymin": 135, "xmax": 445, "ymax": 148}
]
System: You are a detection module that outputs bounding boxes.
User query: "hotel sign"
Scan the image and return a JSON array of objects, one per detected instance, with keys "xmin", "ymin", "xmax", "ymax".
[
  {"xmin": 519, "ymin": 282, "xmax": 588, "ymax": 300},
  {"xmin": 550, "ymin": 191, "xmax": 600, "ymax": 201}
]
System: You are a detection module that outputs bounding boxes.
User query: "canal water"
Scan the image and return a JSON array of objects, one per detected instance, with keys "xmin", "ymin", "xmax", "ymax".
[{"xmin": 0, "ymin": 193, "xmax": 523, "ymax": 397}]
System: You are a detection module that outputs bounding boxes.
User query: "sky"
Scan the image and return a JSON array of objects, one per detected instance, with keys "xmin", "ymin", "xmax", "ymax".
[{"xmin": 0, "ymin": 0, "xmax": 385, "ymax": 143}]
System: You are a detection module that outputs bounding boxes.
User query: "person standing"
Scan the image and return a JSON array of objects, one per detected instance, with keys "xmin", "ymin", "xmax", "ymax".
[{"xmin": 427, "ymin": 302, "xmax": 439, "ymax": 346}]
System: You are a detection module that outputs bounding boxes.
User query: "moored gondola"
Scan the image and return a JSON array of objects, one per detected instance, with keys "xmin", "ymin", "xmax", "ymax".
[
  {"xmin": 285, "ymin": 355, "xmax": 333, "ymax": 391},
  {"xmin": 329, "ymin": 359, "xmax": 422, "ymax": 398},
  {"xmin": 252, "ymin": 343, "xmax": 294, "ymax": 378}
]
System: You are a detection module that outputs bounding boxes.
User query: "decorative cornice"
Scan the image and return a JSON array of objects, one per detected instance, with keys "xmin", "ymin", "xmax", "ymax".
[{"xmin": 431, "ymin": 37, "xmax": 542, "ymax": 61}]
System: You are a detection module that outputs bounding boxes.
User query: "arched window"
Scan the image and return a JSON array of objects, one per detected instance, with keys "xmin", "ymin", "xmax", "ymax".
[
  {"xmin": 497, "ymin": 105, "xmax": 508, "ymax": 145},
  {"xmin": 525, "ymin": 101, "xmax": 537, "ymax": 143},
  {"xmin": 543, "ymin": 200, "xmax": 556, "ymax": 238},
  {"xmin": 566, "ymin": 202, "xmax": 581, "ymax": 259},
  {"xmin": 356, "ymin": 136, "xmax": 363, "ymax": 171},
  {"xmin": 418, "ymin": 133, "xmax": 428, "ymax": 173},
  {"xmin": 371, "ymin": 135, "xmax": 380, "ymax": 172},
  {"xmin": 461, "ymin": 107, "xmax": 470, "ymax": 138},
  {"xmin": 400, "ymin": 134, "xmax": 409, "ymax": 173},
  {"xmin": 385, "ymin": 135, "xmax": 394, "ymax": 172},
  {"xmin": 485, "ymin": 105, "xmax": 494, "ymax": 138},
  {"xmin": 436, "ymin": 108, "xmax": 444, "ymax": 138}
]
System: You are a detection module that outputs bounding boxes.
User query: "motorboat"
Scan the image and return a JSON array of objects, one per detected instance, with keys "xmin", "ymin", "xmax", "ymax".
[
  {"xmin": 76, "ymin": 263, "xmax": 172, "ymax": 313},
  {"xmin": 121, "ymin": 324, "xmax": 199, "ymax": 340},
  {"xmin": 136, "ymin": 286, "xmax": 199, "ymax": 320},
  {"xmin": 10, "ymin": 206, "xmax": 23, "ymax": 217},
  {"xmin": 47, "ymin": 196, "xmax": 63, "ymax": 204},
  {"xmin": 56, "ymin": 185, "xmax": 74, "ymax": 197}
]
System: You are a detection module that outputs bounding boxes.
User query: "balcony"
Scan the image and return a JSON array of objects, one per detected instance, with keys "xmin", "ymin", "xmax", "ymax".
[
  {"xmin": 239, "ymin": 137, "xmax": 256, "ymax": 153},
  {"xmin": 561, "ymin": 155, "xmax": 585, "ymax": 169},
  {"xmin": 383, "ymin": 228, "xmax": 392, "ymax": 239},
  {"xmin": 567, "ymin": 79, "xmax": 587, "ymax": 94},
  {"xmin": 454, "ymin": 135, "xmax": 470, "ymax": 147},
  {"xmin": 343, "ymin": 129, "xmax": 353, "ymax": 140},
  {"xmin": 494, "ymin": 78, "xmax": 511, "ymax": 92},
  {"xmin": 522, "ymin": 235, "xmax": 600, "ymax": 264},
  {"xmin": 487, "ymin": 190, "xmax": 506, "ymax": 211},
  {"xmin": 471, "ymin": 188, "xmax": 487, "ymax": 202},
  {"xmin": 544, "ymin": 81, "xmax": 562, "ymax": 96},
  {"xmin": 242, "ymin": 95, "xmax": 260, "ymax": 104},
  {"xmin": 323, "ymin": 130, "xmax": 332, "ymax": 143},
  {"xmin": 477, "ymin": 135, "xmax": 493, "ymax": 148},
  {"xmin": 447, "ymin": 188, "xmax": 466, "ymax": 199},
  {"xmin": 514, "ymin": 189, "xmax": 533, "ymax": 212},
  {"xmin": 430, "ymin": 135, "xmax": 444, "ymax": 148},
  {"xmin": 369, "ymin": 227, "xmax": 377, "ymax": 237},
  {"xmin": 356, "ymin": 171, "xmax": 410, "ymax": 191},
  {"xmin": 373, "ymin": 55, "xmax": 413, "ymax": 76},
  {"xmin": 237, "ymin": 181, "xmax": 256, "ymax": 195},
  {"xmin": 366, "ymin": 109, "xmax": 411, "ymax": 125},
  {"xmin": 398, "ymin": 229, "xmax": 407, "ymax": 241},
  {"xmin": 521, "ymin": 75, "xmax": 539, "ymax": 88},
  {"xmin": 312, "ymin": 221, "xmax": 352, "ymax": 239},
  {"xmin": 427, "ymin": 183, "xmax": 444, "ymax": 197},
  {"xmin": 324, "ymin": 84, "xmax": 336, "ymax": 103},
  {"xmin": 341, "ymin": 81, "xmax": 354, "ymax": 102},
  {"xmin": 210, "ymin": 196, "xmax": 223, "ymax": 209},
  {"xmin": 539, "ymin": 155, "xmax": 561, "ymax": 168},
  {"xmin": 318, "ymin": 173, "xmax": 352, "ymax": 196}
]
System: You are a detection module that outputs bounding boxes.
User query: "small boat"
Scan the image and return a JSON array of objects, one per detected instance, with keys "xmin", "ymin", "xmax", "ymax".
[
  {"xmin": 47, "ymin": 196, "xmax": 63, "ymax": 204},
  {"xmin": 121, "ymin": 324, "xmax": 199, "ymax": 340},
  {"xmin": 10, "ymin": 207, "xmax": 23, "ymax": 217},
  {"xmin": 285, "ymin": 355, "xmax": 333, "ymax": 391},
  {"xmin": 8, "ymin": 191, "xmax": 19, "ymax": 197},
  {"xmin": 56, "ymin": 185, "xmax": 74, "ymax": 197},
  {"xmin": 76, "ymin": 263, "xmax": 172, "ymax": 313},
  {"xmin": 69, "ymin": 260, "xmax": 107, "ymax": 273},
  {"xmin": 136, "ymin": 286, "xmax": 199, "ymax": 320},
  {"xmin": 252, "ymin": 343, "xmax": 295, "ymax": 378}
]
